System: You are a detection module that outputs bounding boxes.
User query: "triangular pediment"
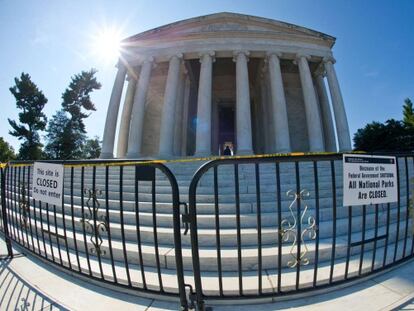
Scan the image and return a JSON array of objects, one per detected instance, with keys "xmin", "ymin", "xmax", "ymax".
[{"xmin": 124, "ymin": 12, "xmax": 335, "ymax": 45}]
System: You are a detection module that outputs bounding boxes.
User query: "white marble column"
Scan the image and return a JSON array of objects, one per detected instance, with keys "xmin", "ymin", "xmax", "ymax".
[
  {"xmin": 116, "ymin": 71, "xmax": 137, "ymax": 158},
  {"xmin": 260, "ymin": 74, "xmax": 270, "ymax": 153},
  {"xmin": 100, "ymin": 62, "xmax": 127, "ymax": 159},
  {"xmin": 323, "ymin": 56, "xmax": 352, "ymax": 151},
  {"xmin": 296, "ymin": 54, "xmax": 324, "ymax": 152},
  {"xmin": 315, "ymin": 72, "xmax": 337, "ymax": 152},
  {"xmin": 158, "ymin": 54, "xmax": 182, "ymax": 157},
  {"xmin": 181, "ymin": 77, "xmax": 191, "ymax": 156},
  {"xmin": 233, "ymin": 51, "xmax": 253, "ymax": 155},
  {"xmin": 195, "ymin": 51, "xmax": 215, "ymax": 156},
  {"xmin": 126, "ymin": 58, "xmax": 153, "ymax": 158},
  {"xmin": 173, "ymin": 68, "xmax": 186, "ymax": 156},
  {"xmin": 267, "ymin": 52, "xmax": 291, "ymax": 153}
]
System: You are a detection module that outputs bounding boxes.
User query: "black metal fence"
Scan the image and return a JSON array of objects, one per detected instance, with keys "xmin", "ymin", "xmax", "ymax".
[
  {"xmin": 187, "ymin": 153, "xmax": 414, "ymax": 309},
  {"xmin": 0, "ymin": 160, "xmax": 188, "ymax": 309},
  {"xmin": 0, "ymin": 153, "xmax": 413, "ymax": 311}
]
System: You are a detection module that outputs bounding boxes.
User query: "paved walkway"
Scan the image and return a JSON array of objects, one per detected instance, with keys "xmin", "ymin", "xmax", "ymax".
[{"xmin": 1, "ymin": 236, "xmax": 414, "ymax": 311}]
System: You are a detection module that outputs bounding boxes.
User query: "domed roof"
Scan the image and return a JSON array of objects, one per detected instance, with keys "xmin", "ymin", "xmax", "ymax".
[{"xmin": 123, "ymin": 12, "xmax": 335, "ymax": 48}]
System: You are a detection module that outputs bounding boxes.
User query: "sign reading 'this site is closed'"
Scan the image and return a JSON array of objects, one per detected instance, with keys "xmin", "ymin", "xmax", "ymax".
[
  {"xmin": 32, "ymin": 162, "xmax": 64, "ymax": 206},
  {"xmin": 343, "ymin": 154, "xmax": 398, "ymax": 206}
]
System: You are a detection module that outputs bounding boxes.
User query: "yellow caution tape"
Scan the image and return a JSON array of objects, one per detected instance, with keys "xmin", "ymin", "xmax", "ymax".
[{"xmin": 2, "ymin": 151, "xmax": 367, "ymax": 169}]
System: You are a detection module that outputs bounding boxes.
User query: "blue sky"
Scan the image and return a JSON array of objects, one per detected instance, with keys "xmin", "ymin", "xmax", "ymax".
[{"xmin": 0, "ymin": 0, "xmax": 413, "ymax": 151}]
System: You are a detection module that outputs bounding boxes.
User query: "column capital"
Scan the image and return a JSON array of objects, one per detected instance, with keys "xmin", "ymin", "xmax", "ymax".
[
  {"xmin": 199, "ymin": 51, "xmax": 215, "ymax": 63},
  {"xmin": 296, "ymin": 53, "xmax": 311, "ymax": 61},
  {"xmin": 170, "ymin": 53, "xmax": 183, "ymax": 61},
  {"xmin": 323, "ymin": 56, "xmax": 336, "ymax": 64},
  {"xmin": 138, "ymin": 56, "xmax": 154, "ymax": 65},
  {"xmin": 314, "ymin": 67, "xmax": 326, "ymax": 78},
  {"xmin": 126, "ymin": 67, "xmax": 139, "ymax": 81},
  {"xmin": 232, "ymin": 50, "xmax": 250, "ymax": 62},
  {"xmin": 116, "ymin": 59, "xmax": 127, "ymax": 72},
  {"xmin": 266, "ymin": 51, "xmax": 283, "ymax": 59}
]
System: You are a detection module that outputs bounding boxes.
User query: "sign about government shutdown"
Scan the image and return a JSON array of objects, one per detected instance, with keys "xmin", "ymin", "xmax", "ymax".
[
  {"xmin": 343, "ymin": 154, "xmax": 398, "ymax": 206},
  {"xmin": 32, "ymin": 162, "xmax": 64, "ymax": 206}
]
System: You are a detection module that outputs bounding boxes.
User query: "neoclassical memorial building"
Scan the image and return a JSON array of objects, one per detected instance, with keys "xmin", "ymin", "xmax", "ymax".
[{"xmin": 100, "ymin": 12, "xmax": 352, "ymax": 159}]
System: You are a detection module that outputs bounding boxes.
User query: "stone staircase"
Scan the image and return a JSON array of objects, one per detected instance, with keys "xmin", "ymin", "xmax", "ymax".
[{"xmin": 2, "ymin": 157, "xmax": 414, "ymax": 302}]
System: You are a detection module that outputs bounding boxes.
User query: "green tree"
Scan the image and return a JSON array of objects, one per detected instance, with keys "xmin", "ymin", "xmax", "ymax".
[
  {"xmin": 82, "ymin": 136, "xmax": 101, "ymax": 159},
  {"xmin": 403, "ymin": 98, "xmax": 414, "ymax": 127},
  {"xmin": 43, "ymin": 110, "xmax": 79, "ymax": 159},
  {"xmin": 44, "ymin": 69, "xmax": 101, "ymax": 159},
  {"xmin": 8, "ymin": 73, "xmax": 47, "ymax": 159},
  {"xmin": 0, "ymin": 137, "xmax": 16, "ymax": 162},
  {"xmin": 353, "ymin": 119, "xmax": 414, "ymax": 152}
]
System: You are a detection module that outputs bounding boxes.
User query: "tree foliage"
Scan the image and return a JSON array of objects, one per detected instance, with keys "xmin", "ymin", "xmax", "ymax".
[
  {"xmin": 403, "ymin": 98, "xmax": 414, "ymax": 128},
  {"xmin": 8, "ymin": 73, "xmax": 47, "ymax": 159},
  {"xmin": 354, "ymin": 99, "xmax": 414, "ymax": 152},
  {"xmin": 44, "ymin": 69, "xmax": 101, "ymax": 159},
  {"xmin": 0, "ymin": 137, "xmax": 16, "ymax": 162},
  {"xmin": 82, "ymin": 136, "xmax": 101, "ymax": 159}
]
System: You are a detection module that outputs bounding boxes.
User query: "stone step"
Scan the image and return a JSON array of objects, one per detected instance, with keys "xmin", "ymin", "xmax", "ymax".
[
  {"xmin": 10, "ymin": 227, "xmax": 410, "ymax": 296},
  {"xmin": 7, "ymin": 214, "xmax": 411, "ymax": 272},
  {"xmin": 7, "ymin": 199, "xmax": 407, "ymax": 248}
]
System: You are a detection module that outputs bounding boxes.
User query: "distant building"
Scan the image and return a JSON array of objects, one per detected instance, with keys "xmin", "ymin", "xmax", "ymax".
[{"xmin": 100, "ymin": 12, "xmax": 351, "ymax": 159}]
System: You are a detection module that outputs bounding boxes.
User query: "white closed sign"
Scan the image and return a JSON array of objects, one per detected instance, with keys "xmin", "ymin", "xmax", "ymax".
[
  {"xmin": 32, "ymin": 162, "xmax": 64, "ymax": 206},
  {"xmin": 343, "ymin": 154, "xmax": 398, "ymax": 206}
]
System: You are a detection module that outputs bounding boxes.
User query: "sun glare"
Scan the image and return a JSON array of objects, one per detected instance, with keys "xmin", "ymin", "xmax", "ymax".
[{"xmin": 90, "ymin": 26, "xmax": 123, "ymax": 64}]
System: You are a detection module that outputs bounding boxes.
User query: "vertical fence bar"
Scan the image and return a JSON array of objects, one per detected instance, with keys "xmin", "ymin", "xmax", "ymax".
[
  {"xmin": 295, "ymin": 161, "xmax": 301, "ymax": 290},
  {"xmin": 134, "ymin": 165, "xmax": 146, "ymax": 289},
  {"xmin": 10, "ymin": 166, "xmax": 18, "ymax": 242},
  {"xmin": 59, "ymin": 164, "xmax": 71, "ymax": 269},
  {"xmin": 345, "ymin": 204, "xmax": 352, "ymax": 279},
  {"xmin": 411, "ymin": 157, "xmax": 414, "ymax": 255},
  {"xmin": 80, "ymin": 166, "xmax": 92, "ymax": 275},
  {"xmin": 21, "ymin": 167, "xmax": 30, "ymax": 249},
  {"xmin": 403, "ymin": 157, "xmax": 409, "ymax": 258},
  {"xmin": 45, "ymin": 202, "xmax": 56, "ymax": 262},
  {"xmin": 394, "ymin": 159, "xmax": 401, "ymax": 262},
  {"xmin": 119, "ymin": 165, "xmax": 132, "ymax": 286},
  {"xmin": 383, "ymin": 202, "xmax": 391, "ymax": 267},
  {"xmin": 312, "ymin": 161, "xmax": 320, "ymax": 287},
  {"xmin": 1, "ymin": 166, "xmax": 13, "ymax": 257},
  {"xmin": 105, "ymin": 166, "xmax": 117, "ymax": 283},
  {"xmin": 13, "ymin": 166, "xmax": 22, "ymax": 244},
  {"xmin": 359, "ymin": 205, "xmax": 366, "ymax": 275},
  {"xmin": 19, "ymin": 166, "xmax": 29, "ymax": 248},
  {"xmin": 92, "ymin": 166, "xmax": 104, "ymax": 279},
  {"xmin": 276, "ymin": 162, "xmax": 282, "ymax": 293},
  {"xmin": 38, "ymin": 201, "xmax": 48, "ymax": 258},
  {"xmin": 234, "ymin": 163, "xmax": 243, "ymax": 295},
  {"xmin": 329, "ymin": 161, "xmax": 337, "ymax": 283},
  {"xmin": 255, "ymin": 163, "xmax": 262, "ymax": 294},
  {"xmin": 26, "ymin": 166, "xmax": 35, "ymax": 253},
  {"xmin": 70, "ymin": 167, "xmax": 81, "ymax": 272},
  {"xmin": 213, "ymin": 166, "xmax": 223, "ymax": 296},
  {"xmin": 32, "ymin": 196, "xmax": 41, "ymax": 256},
  {"xmin": 151, "ymin": 170, "xmax": 163, "ymax": 292},
  {"xmin": 371, "ymin": 204, "xmax": 379, "ymax": 271}
]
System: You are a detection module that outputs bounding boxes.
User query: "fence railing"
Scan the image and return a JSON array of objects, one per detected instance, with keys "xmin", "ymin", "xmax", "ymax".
[
  {"xmin": 0, "ymin": 153, "xmax": 413, "ymax": 311},
  {"xmin": 187, "ymin": 153, "xmax": 414, "ymax": 309},
  {"xmin": 0, "ymin": 160, "xmax": 188, "ymax": 310}
]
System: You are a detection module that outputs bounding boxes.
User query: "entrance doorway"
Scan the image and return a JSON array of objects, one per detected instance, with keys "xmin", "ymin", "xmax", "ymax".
[{"xmin": 218, "ymin": 106, "xmax": 235, "ymax": 155}]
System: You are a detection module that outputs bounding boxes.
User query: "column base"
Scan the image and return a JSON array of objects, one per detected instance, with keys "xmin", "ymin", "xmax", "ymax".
[
  {"xmin": 273, "ymin": 148, "xmax": 291, "ymax": 154},
  {"xmin": 236, "ymin": 149, "xmax": 254, "ymax": 156},
  {"xmin": 99, "ymin": 152, "xmax": 114, "ymax": 159},
  {"xmin": 126, "ymin": 152, "xmax": 140, "ymax": 159},
  {"xmin": 194, "ymin": 151, "xmax": 212, "ymax": 158}
]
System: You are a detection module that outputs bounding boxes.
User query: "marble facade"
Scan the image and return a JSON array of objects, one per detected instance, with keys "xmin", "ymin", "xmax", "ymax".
[{"xmin": 100, "ymin": 12, "xmax": 352, "ymax": 159}]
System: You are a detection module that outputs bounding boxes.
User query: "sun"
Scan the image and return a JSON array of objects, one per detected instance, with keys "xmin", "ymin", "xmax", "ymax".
[{"xmin": 90, "ymin": 26, "xmax": 123, "ymax": 64}]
